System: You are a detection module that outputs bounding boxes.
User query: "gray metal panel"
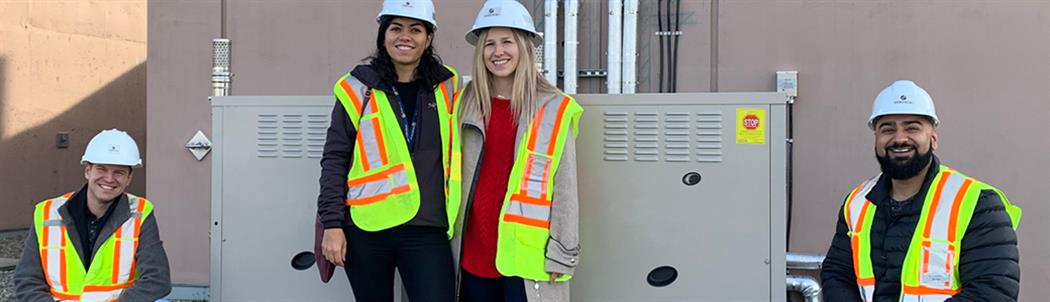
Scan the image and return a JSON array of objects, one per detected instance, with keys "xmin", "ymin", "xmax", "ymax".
[
  {"xmin": 211, "ymin": 96, "xmax": 405, "ymax": 301},
  {"xmin": 572, "ymin": 93, "xmax": 786, "ymax": 301}
]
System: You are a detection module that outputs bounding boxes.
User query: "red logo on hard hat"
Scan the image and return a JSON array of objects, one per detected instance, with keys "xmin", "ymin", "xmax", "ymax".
[{"xmin": 743, "ymin": 114, "xmax": 760, "ymax": 130}]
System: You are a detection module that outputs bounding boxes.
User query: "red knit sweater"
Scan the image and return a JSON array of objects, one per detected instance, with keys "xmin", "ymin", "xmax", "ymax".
[{"xmin": 462, "ymin": 97, "xmax": 517, "ymax": 278}]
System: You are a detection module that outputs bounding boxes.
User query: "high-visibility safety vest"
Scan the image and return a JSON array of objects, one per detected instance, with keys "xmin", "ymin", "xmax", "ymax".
[
  {"xmin": 843, "ymin": 165, "xmax": 1021, "ymax": 302},
  {"xmin": 332, "ymin": 66, "xmax": 462, "ymax": 237},
  {"xmin": 494, "ymin": 95, "xmax": 583, "ymax": 281},
  {"xmin": 34, "ymin": 192, "xmax": 155, "ymax": 302}
]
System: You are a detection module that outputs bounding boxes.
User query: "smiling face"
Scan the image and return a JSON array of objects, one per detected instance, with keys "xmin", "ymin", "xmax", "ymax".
[
  {"xmin": 873, "ymin": 114, "xmax": 938, "ymax": 179},
  {"xmin": 482, "ymin": 27, "xmax": 521, "ymax": 81},
  {"xmin": 383, "ymin": 17, "xmax": 433, "ymax": 71},
  {"xmin": 84, "ymin": 163, "xmax": 133, "ymax": 204}
]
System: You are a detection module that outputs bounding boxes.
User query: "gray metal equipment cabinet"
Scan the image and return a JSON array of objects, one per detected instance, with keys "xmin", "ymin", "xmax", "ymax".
[{"xmin": 571, "ymin": 93, "xmax": 788, "ymax": 302}]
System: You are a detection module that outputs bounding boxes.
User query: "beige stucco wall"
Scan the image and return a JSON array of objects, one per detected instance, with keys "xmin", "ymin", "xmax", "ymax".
[
  {"xmin": 148, "ymin": 0, "xmax": 1049, "ymax": 300},
  {"xmin": 0, "ymin": 1, "xmax": 147, "ymax": 230}
]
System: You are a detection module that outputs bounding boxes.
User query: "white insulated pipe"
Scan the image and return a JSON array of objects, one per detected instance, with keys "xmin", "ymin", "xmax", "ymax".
[
  {"xmin": 606, "ymin": 0, "xmax": 623, "ymax": 94},
  {"xmin": 543, "ymin": 0, "xmax": 559, "ymax": 86},
  {"xmin": 621, "ymin": 0, "xmax": 638, "ymax": 94},
  {"xmin": 786, "ymin": 275, "xmax": 824, "ymax": 302},
  {"xmin": 563, "ymin": 0, "xmax": 579, "ymax": 94}
]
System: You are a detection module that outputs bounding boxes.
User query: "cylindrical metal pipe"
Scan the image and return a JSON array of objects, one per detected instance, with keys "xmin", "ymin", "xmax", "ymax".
[
  {"xmin": 621, "ymin": 0, "xmax": 638, "ymax": 93},
  {"xmin": 606, "ymin": 0, "xmax": 622, "ymax": 94},
  {"xmin": 786, "ymin": 274, "xmax": 823, "ymax": 302},
  {"xmin": 543, "ymin": 0, "xmax": 559, "ymax": 86},
  {"xmin": 211, "ymin": 38, "xmax": 231, "ymax": 97},
  {"xmin": 563, "ymin": 0, "xmax": 579, "ymax": 94},
  {"xmin": 786, "ymin": 252, "xmax": 825, "ymax": 271}
]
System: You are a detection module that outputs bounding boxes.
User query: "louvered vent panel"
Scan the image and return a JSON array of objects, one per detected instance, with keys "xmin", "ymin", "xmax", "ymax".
[
  {"xmin": 633, "ymin": 112, "xmax": 659, "ymax": 162},
  {"xmin": 695, "ymin": 112, "xmax": 724, "ymax": 162},
  {"xmin": 257, "ymin": 114, "xmax": 279, "ymax": 158},
  {"xmin": 602, "ymin": 111, "xmax": 629, "ymax": 161},
  {"xmin": 306, "ymin": 114, "xmax": 330, "ymax": 158},
  {"xmin": 663, "ymin": 111, "xmax": 691, "ymax": 162}
]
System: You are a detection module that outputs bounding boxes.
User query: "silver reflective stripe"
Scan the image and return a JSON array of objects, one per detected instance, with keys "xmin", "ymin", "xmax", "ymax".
[
  {"xmin": 346, "ymin": 169, "xmax": 409, "ymax": 201},
  {"xmin": 927, "ymin": 172, "xmax": 967, "ymax": 243},
  {"xmin": 81, "ymin": 289, "xmax": 123, "ymax": 301},
  {"xmin": 506, "ymin": 200, "xmax": 551, "ymax": 222},
  {"xmin": 530, "ymin": 99, "xmax": 566, "ymax": 154},
  {"xmin": 847, "ymin": 177, "xmax": 879, "ymax": 231},
  {"xmin": 858, "ymin": 285, "xmax": 873, "ymax": 302},
  {"xmin": 44, "ymin": 198, "xmax": 67, "ymax": 292},
  {"xmin": 901, "ymin": 294, "xmax": 951, "ymax": 302},
  {"xmin": 523, "ymin": 155, "xmax": 551, "ymax": 198},
  {"xmin": 43, "ymin": 220, "xmax": 63, "ymax": 227},
  {"xmin": 358, "ymin": 112, "xmax": 385, "ymax": 170}
]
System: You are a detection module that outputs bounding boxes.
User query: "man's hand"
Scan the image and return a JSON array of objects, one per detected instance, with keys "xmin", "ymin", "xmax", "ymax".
[
  {"xmin": 548, "ymin": 272, "xmax": 562, "ymax": 284},
  {"xmin": 322, "ymin": 228, "xmax": 347, "ymax": 267}
]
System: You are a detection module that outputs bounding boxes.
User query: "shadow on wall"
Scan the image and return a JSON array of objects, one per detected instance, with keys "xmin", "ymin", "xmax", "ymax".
[{"xmin": 0, "ymin": 61, "xmax": 147, "ymax": 230}]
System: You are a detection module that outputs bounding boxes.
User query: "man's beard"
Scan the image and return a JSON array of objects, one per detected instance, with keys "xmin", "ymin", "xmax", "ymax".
[{"xmin": 876, "ymin": 143, "xmax": 933, "ymax": 180}]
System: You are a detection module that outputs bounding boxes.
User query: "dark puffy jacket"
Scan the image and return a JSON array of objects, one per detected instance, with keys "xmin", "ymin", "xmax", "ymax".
[{"xmin": 821, "ymin": 156, "xmax": 1020, "ymax": 302}]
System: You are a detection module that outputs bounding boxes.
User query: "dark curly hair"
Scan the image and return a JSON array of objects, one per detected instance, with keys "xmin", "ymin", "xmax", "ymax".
[{"xmin": 367, "ymin": 16, "xmax": 445, "ymax": 86}]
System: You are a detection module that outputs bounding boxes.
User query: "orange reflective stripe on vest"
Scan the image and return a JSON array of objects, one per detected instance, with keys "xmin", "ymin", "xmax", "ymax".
[{"xmin": 501, "ymin": 97, "xmax": 573, "ymax": 229}]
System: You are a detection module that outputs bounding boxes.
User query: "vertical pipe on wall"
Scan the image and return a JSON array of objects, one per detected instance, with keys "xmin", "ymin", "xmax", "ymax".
[
  {"xmin": 544, "ymin": 0, "xmax": 559, "ymax": 87},
  {"xmin": 607, "ymin": 0, "xmax": 623, "ymax": 94},
  {"xmin": 622, "ymin": 0, "xmax": 638, "ymax": 94},
  {"xmin": 564, "ymin": 0, "xmax": 579, "ymax": 94},
  {"xmin": 710, "ymin": 0, "xmax": 719, "ymax": 92}
]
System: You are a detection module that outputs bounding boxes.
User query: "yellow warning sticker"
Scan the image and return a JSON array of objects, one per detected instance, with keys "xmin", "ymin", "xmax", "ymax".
[{"xmin": 736, "ymin": 108, "xmax": 766, "ymax": 145}]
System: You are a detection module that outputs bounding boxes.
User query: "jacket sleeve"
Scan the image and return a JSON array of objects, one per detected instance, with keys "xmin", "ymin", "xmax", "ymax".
[
  {"xmin": 120, "ymin": 213, "xmax": 172, "ymax": 301},
  {"xmin": 318, "ymin": 101, "xmax": 356, "ymax": 229},
  {"xmin": 946, "ymin": 190, "xmax": 1020, "ymax": 302},
  {"xmin": 13, "ymin": 227, "xmax": 55, "ymax": 302},
  {"xmin": 545, "ymin": 127, "xmax": 581, "ymax": 276},
  {"xmin": 820, "ymin": 203, "xmax": 863, "ymax": 302}
]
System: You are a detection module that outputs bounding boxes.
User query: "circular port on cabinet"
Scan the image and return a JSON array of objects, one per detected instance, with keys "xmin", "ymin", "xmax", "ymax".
[
  {"xmin": 647, "ymin": 265, "xmax": 678, "ymax": 287},
  {"xmin": 291, "ymin": 251, "xmax": 315, "ymax": 271}
]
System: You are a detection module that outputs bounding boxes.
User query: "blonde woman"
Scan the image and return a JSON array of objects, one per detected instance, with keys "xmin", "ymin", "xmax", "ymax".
[{"xmin": 454, "ymin": 1, "xmax": 582, "ymax": 301}]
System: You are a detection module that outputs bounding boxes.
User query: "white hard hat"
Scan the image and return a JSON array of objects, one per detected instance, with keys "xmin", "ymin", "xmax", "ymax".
[
  {"xmin": 81, "ymin": 129, "xmax": 142, "ymax": 168},
  {"xmin": 868, "ymin": 80, "xmax": 939, "ymax": 129},
  {"xmin": 377, "ymin": 0, "xmax": 438, "ymax": 30},
  {"xmin": 465, "ymin": 0, "xmax": 542, "ymax": 46}
]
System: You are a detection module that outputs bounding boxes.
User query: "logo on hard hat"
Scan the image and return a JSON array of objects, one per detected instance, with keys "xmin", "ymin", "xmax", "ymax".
[
  {"xmin": 894, "ymin": 94, "xmax": 912, "ymax": 105},
  {"xmin": 401, "ymin": 1, "xmax": 413, "ymax": 8},
  {"xmin": 485, "ymin": 7, "xmax": 501, "ymax": 17},
  {"xmin": 107, "ymin": 144, "xmax": 121, "ymax": 153}
]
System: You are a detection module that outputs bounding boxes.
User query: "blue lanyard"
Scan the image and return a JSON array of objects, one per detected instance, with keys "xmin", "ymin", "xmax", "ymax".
[{"xmin": 390, "ymin": 85, "xmax": 417, "ymax": 151}]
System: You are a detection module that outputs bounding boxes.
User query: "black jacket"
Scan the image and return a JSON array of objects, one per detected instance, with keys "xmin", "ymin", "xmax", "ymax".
[
  {"xmin": 821, "ymin": 156, "xmax": 1020, "ymax": 302},
  {"xmin": 317, "ymin": 63, "xmax": 454, "ymax": 230}
]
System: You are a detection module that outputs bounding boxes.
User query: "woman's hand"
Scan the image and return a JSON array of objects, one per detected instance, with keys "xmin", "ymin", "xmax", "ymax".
[
  {"xmin": 322, "ymin": 228, "xmax": 347, "ymax": 266},
  {"xmin": 548, "ymin": 272, "xmax": 562, "ymax": 284}
]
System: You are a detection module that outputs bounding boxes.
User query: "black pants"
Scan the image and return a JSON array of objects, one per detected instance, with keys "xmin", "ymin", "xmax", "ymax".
[
  {"xmin": 459, "ymin": 270, "xmax": 527, "ymax": 302},
  {"xmin": 344, "ymin": 224, "xmax": 455, "ymax": 302}
]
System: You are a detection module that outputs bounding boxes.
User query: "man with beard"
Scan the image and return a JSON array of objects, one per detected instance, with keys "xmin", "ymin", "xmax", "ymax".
[{"xmin": 819, "ymin": 81, "xmax": 1022, "ymax": 302}]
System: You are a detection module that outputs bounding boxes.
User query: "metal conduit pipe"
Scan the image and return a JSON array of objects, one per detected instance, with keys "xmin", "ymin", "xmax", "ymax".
[
  {"xmin": 543, "ymin": 0, "xmax": 559, "ymax": 86},
  {"xmin": 563, "ymin": 0, "xmax": 579, "ymax": 94},
  {"xmin": 786, "ymin": 274, "xmax": 823, "ymax": 302},
  {"xmin": 786, "ymin": 252, "xmax": 825, "ymax": 271},
  {"xmin": 621, "ymin": 0, "xmax": 638, "ymax": 93},
  {"xmin": 606, "ymin": 0, "xmax": 622, "ymax": 94}
]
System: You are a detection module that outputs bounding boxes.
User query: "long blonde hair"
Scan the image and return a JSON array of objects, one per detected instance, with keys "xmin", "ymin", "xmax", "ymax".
[{"xmin": 462, "ymin": 28, "xmax": 560, "ymax": 126}]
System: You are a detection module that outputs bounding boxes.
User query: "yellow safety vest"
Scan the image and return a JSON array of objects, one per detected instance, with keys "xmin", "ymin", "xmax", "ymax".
[
  {"xmin": 34, "ymin": 192, "xmax": 154, "ymax": 302},
  {"xmin": 843, "ymin": 165, "xmax": 1021, "ymax": 302},
  {"xmin": 332, "ymin": 66, "xmax": 462, "ymax": 237},
  {"xmin": 494, "ymin": 95, "xmax": 582, "ymax": 281}
]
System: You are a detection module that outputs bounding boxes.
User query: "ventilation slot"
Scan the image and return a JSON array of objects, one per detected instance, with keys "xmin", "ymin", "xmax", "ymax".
[
  {"xmin": 695, "ymin": 112, "xmax": 724, "ymax": 162},
  {"xmin": 603, "ymin": 111, "xmax": 629, "ymax": 161},
  {"xmin": 634, "ymin": 112, "xmax": 659, "ymax": 162},
  {"xmin": 664, "ymin": 112, "xmax": 691, "ymax": 162}
]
